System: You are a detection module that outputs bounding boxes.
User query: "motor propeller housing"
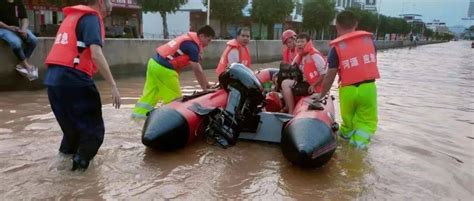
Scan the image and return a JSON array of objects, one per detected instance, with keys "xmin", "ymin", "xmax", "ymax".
[{"xmin": 205, "ymin": 63, "xmax": 266, "ymax": 148}]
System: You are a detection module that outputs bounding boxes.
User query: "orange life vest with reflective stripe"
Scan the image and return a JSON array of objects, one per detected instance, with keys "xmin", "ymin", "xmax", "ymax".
[
  {"xmin": 156, "ymin": 32, "xmax": 203, "ymax": 72},
  {"xmin": 215, "ymin": 39, "xmax": 251, "ymax": 76},
  {"xmin": 330, "ymin": 31, "xmax": 380, "ymax": 86},
  {"xmin": 45, "ymin": 5, "xmax": 105, "ymax": 77},
  {"xmin": 282, "ymin": 46, "xmax": 296, "ymax": 64},
  {"xmin": 293, "ymin": 41, "xmax": 326, "ymax": 93}
]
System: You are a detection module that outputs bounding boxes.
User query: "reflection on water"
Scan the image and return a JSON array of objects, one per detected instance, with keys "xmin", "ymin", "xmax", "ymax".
[{"xmin": 0, "ymin": 41, "xmax": 473, "ymax": 200}]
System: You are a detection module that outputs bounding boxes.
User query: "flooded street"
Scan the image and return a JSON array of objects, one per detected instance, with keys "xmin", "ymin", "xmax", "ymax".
[{"xmin": 0, "ymin": 41, "xmax": 473, "ymax": 200}]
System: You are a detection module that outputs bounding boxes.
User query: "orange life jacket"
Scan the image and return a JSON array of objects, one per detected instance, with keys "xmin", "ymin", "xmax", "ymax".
[
  {"xmin": 330, "ymin": 31, "xmax": 380, "ymax": 86},
  {"xmin": 215, "ymin": 39, "xmax": 251, "ymax": 76},
  {"xmin": 282, "ymin": 46, "xmax": 297, "ymax": 64},
  {"xmin": 293, "ymin": 41, "xmax": 326, "ymax": 93},
  {"xmin": 156, "ymin": 32, "xmax": 203, "ymax": 72},
  {"xmin": 45, "ymin": 5, "xmax": 105, "ymax": 77}
]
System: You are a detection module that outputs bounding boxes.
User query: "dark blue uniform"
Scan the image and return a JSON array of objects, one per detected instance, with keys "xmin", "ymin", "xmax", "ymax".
[
  {"xmin": 44, "ymin": 14, "xmax": 104, "ymax": 170},
  {"xmin": 152, "ymin": 41, "xmax": 200, "ymax": 70}
]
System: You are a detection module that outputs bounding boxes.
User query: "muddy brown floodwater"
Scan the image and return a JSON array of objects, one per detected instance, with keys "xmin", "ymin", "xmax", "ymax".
[{"xmin": 0, "ymin": 41, "xmax": 473, "ymax": 200}]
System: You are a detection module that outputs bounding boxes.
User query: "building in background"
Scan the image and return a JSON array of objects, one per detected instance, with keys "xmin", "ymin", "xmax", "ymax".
[
  {"xmin": 400, "ymin": 14, "xmax": 423, "ymax": 24},
  {"xmin": 335, "ymin": 0, "xmax": 354, "ymax": 12},
  {"xmin": 24, "ymin": 0, "xmax": 64, "ymax": 36},
  {"xmin": 142, "ymin": 0, "xmax": 205, "ymax": 39},
  {"xmin": 362, "ymin": 0, "xmax": 377, "ymax": 13},
  {"xmin": 23, "ymin": 0, "xmax": 142, "ymax": 37},
  {"xmin": 399, "ymin": 14, "xmax": 424, "ymax": 38},
  {"xmin": 143, "ymin": 0, "xmax": 303, "ymax": 40},
  {"xmin": 426, "ymin": 20, "xmax": 449, "ymax": 34},
  {"xmin": 283, "ymin": 0, "xmax": 303, "ymax": 36},
  {"xmin": 464, "ymin": 0, "xmax": 474, "ymax": 39},
  {"xmin": 107, "ymin": 0, "xmax": 142, "ymax": 38},
  {"xmin": 244, "ymin": 0, "xmax": 304, "ymax": 40},
  {"xmin": 335, "ymin": 0, "xmax": 377, "ymax": 13}
]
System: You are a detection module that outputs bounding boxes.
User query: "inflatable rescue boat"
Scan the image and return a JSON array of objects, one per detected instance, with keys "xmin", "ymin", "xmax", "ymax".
[{"xmin": 142, "ymin": 63, "xmax": 338, "ymax": 167}]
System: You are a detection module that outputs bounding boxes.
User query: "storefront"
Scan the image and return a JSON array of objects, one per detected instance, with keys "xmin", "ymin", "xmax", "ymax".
[
  {"xmin": 23, "ymin": 0, "xmax": 142, "ymax": 38},
  {"xmin": 24, "ymin": 0, "xmax": 63, "ymax": 36},
  {"xmin": 107, "ymin": 0, "xmax": 142, "ymax": 38}
]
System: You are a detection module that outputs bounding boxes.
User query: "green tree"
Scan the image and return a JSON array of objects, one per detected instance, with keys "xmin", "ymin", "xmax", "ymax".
[
  {"xmin": 437, "ymin": 32, "xmax": 454, "ymax": 41},
  {"xmin": 392, "ymin": 18, "xmax": 405, "ymax": 34},
  {"xmin": 251, "ymin": 0, "xmax": 295, "ymax": 39},
  {"xmin": 409, "ymin": 22, "xmax": 424, "ymax": 35},
  {"xmin": 137, "ymin": 0, "xmax": 188, "ymax": 39},
  {"xmin": 346, "ymin": 7, "xmax": 377, "ymax": 32},
  {"xmin": 444, "ymin": 33, "xmax": 454, "ymax": 40},
  {"xmin": 434, "ymin": 31, "xmax": 440, "ymax": 40},
  {"xmin": 377, "ymin": 15, "xmax": 388, "ymax": 37},
  {"xmin": 302, "ymin": 0, "xmax": 336, "ymax": 39},
  {"xmin": 376, "ymin": 15, "xmax": 410, "ymax": 38},
  {"xmin": 203, "ymin": 0, "xmax": 248, "ymax": 38},
  {"xmin": 423, "ymin": 28, "xmax": 434, "ymax": 40}
]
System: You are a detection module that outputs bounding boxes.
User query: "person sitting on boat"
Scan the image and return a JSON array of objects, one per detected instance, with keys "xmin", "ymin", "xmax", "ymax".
[
  {"xmin": 281, "ymin": 29, "xmax": 297, "ymax": 65},
  {"xmin": 132, "ymin": 25, "xmax": 215, "ymax": 119},
  {"xmin": 215, "ymin": 27, "xmax": 251, "ymax": 76},
  {"xmin": 281, "ymin": 33, "xmax": 327, "ymax": 114}
]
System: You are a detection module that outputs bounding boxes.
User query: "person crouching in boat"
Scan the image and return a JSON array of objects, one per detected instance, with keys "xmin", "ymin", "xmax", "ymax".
[{"xmin": 281, "ymin": 33, "xmax": 327, "ymax": 114}]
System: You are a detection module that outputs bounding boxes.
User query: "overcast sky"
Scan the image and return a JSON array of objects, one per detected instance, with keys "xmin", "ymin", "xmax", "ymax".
[{"xmin": 377, "ymin": 0, "xmax": 472, "ymax": 27}]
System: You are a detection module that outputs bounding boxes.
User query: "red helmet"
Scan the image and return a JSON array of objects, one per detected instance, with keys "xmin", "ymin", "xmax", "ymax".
[{"xmin": 281, "ymin": 30, "xmax": 296, "ymax": 44}]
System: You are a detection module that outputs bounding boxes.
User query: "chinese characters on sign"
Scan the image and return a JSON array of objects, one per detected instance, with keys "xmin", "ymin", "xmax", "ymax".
[
  {"xmin": 111, "ymin": 0, "xmax": 140, "ymax": 9},
  {"xmin": 27, "ymin": 0, "xmax": 59, "ymax": 11}
]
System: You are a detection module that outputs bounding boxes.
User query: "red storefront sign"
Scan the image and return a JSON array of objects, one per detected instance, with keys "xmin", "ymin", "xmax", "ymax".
[
  {"xmin": 26, "ymin": 0, "xmax": 60, "ymax": 11},
  {"xmin": 111, "ymin": 0, "xmax": 141, "ymax": 9}
]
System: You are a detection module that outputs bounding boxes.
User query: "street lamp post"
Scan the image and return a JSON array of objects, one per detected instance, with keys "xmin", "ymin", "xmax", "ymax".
[
  {"xmin": 207, "ymin": 0, "xmax": 210, "ymax": 25},
  {"xmin": 375, "ymin": 0, "xmax": 383, "ymax": 40}
]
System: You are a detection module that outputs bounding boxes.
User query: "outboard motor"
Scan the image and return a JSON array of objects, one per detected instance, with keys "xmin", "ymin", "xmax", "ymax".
[{"xmin": 205, "ymin": 63, "xmax": 265, "ymax": 148}]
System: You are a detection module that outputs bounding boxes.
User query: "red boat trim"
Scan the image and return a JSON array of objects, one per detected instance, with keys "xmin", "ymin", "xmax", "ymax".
[{"xmin": 312, "ymin": 142, "xmax": 337, "ymax": 159}]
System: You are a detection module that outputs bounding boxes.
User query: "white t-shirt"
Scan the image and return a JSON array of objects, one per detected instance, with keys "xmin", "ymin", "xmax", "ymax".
[{"xmin": 227, "ymin": 49, "xmax": 240, "ymax": 64}]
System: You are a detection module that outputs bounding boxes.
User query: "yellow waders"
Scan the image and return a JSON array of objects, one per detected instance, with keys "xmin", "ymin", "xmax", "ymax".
[
  {"xmin": 339, "ymin": 82, "xmax": 378, "ymax": 149},
  {"xmin": 132, "ymin": 59, "xmax": 181, "ymax": 119}
]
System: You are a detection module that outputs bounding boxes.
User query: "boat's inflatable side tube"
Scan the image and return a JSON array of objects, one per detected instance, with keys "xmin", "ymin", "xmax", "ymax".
[
  {"xmin": 281, "ymin": 117, "xmax": 336, "ymax": 167},
  {"xmin": 142, "ymin": 107, "xmax": 190, "ymax": 150}
]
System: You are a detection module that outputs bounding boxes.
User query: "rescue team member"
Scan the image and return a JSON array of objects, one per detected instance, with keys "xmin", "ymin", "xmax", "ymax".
[
  {"xmin": 44, "ymin": 0, "xmax": 121, "ymax": 171},
  {"xmin": 215, "ymin": 27, "xmax": 251, "ymax": 76},
  {"xmin": 281, "ymin": 33, "xmax": 326, "ymax": 114},
  {"xmin": 281, "ymin": 29, "xmax": 297, "ymax": 64},
  {"xmin": 319, "ymin": 11, "xmax": 380, "ymax": 149},
  {"xmin": 132, "ymin": 25, "xmax": 215, "ymax": 119}
]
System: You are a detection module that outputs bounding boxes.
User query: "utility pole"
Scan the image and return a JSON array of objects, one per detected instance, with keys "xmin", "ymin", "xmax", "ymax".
[
  {"xmin": 206, "ymin": 0, "xmax": 210, "ymax": 25},
  {"xmin": 375, "ymin": 0, "xmax": 383, "ymax": 40}
]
